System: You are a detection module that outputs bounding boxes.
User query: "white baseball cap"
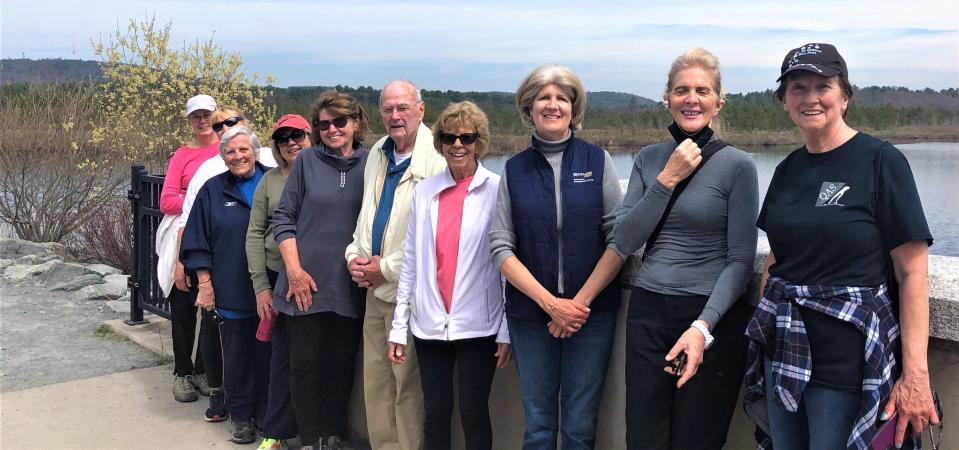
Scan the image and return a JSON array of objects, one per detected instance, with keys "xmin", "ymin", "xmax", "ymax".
[{"xmin": 185, "ymin": 94, "xmax": 217, "ymax": 117}]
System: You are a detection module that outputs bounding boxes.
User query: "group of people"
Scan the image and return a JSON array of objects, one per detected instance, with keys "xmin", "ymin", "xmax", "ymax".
[{"xmin": 155, "ymin": 42, "xmax": 938, "ymax": 450}]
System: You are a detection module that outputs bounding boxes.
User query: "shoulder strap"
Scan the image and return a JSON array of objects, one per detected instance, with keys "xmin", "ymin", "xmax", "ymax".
[{"xmin": 643, "ymin": 139, "xmax": 728, "ymax": 259}]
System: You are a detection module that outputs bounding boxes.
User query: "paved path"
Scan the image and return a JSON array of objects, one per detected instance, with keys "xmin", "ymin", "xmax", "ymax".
[{"xmin": 1, "ymin": 364, "xmax": 238, "ymax": 449}]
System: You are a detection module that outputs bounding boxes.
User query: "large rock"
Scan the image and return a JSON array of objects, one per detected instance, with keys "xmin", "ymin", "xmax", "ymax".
[
  {"xmin": 103, "ymin": 274, "xmax": 129, "ymax": 290},
  {"xmin": 4, "ymin": 260, "xmax": 57, "ymax": 281},
  {"xmin": 37, "ymin": 262, "xmax": 98, "ymax": 286},
  {"xmin": 0, "ymin": 258, "xmax": 15, "ymax": 271},
  {"xmin": 77, "ymin": 282, "xmax": 128, "ymax": 301},
  {"xmin": 14, "ymin": 254, "xmax": 57, "ymax": 266},
  {"xmin": 49, "ymin": 274, "xmax": 105, "ymax": 292},
  {"xmin": 85, "ymin": 264, "xmax": 123, "ymax": 277},
  {"xmin": 0, "ymin": 237, "xmax": 66, "ymax": 260}
]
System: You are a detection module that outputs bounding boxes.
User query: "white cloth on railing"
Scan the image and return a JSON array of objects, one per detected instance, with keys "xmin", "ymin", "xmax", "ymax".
[{"xmin": 155, "ymin": 213, "xmax": 181, "ymax": 298}]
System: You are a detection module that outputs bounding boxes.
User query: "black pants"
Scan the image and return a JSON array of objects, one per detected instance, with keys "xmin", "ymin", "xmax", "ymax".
[
  {"xmin": 220, "ymin": 315, "xmax": 271, "ymax": 422},
  {"xmin": 286, "ymin": 311, "xmax": 362, "ymax": 444},
  {"xmin": 260, "ymin": 269, "xmax": 298, "ymax": 439},
  {"xmin": 199, "ymin": 308, "xmax": 223, "ymax": 387},
  {"xmin": 169, "ymin": 286, "xmax": 204, "ymax": 377},
  {"xmin": 625, "ymin": 286, "xmax": 751, "ymax": 450},
  {"xmin": 414, "ymin": 335, "xmax": 498, "ymax": 450}
]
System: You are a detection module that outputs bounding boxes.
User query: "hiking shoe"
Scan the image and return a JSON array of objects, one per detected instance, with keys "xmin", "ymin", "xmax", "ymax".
[
  {"xmin": 322, "ymin": 435, "xmax": 343, "ymax": 450},
  {"xmin": 231, "ymin": 419, "xmax": 256, "ymax": 444},
  {"xmin": 172, "ymin": 375, "xmax": 198, "ymax": 403},
  {"xmin": 188, "ymin": 373, "xmax": 211, "ymax": 396},
  {"xmin": 256, "ymin": 437, "xmax": 287, "ymax": 450},
  {"xmin": 204, "ymin": 390, "xmax": 228, "ymax": 422}
]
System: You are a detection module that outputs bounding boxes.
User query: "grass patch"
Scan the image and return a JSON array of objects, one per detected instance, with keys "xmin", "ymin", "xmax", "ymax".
[{"xmin": 93, "ymin": 323, "xmax": 127, "ymax": 342}]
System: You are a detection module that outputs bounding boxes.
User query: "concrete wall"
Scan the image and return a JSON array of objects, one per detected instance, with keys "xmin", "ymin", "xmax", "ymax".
[{"xmin": 349, "ymin": 237, "xmax": 959, "ymax": 449}]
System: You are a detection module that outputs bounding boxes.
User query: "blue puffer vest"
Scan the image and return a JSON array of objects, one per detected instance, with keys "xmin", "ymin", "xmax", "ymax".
[{"xmin": 504, "ymin": 135, "xmax": 620, "ymax": 323}]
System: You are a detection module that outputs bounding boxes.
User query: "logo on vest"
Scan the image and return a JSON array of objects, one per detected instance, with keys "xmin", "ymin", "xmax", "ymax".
[
  {"xmin": 815, "ymin": 182, "xmax": 849, "ymax": 207},
  {"xmin": 571, "ymin": 170, "xmax": 594, "ymax": 183},
  {"xmin": 224, "ymin": 201, "xmax": 238, "ymax": 207}
]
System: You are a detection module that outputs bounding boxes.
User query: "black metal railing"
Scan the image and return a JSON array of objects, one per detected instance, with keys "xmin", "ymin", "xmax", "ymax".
[{"xmin": 127, "ymin": 165, "xmax": 170, "ymax": 323}]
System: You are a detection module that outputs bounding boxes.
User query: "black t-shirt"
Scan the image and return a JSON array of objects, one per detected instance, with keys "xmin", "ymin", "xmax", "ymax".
[{"xmin": 758, "ymin": 132, "xmax": 932, "ymax": 390}]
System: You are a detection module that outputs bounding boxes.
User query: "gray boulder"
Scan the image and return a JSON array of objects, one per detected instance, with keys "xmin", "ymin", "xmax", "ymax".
[
  {"xmin": 77, "ymin": 282, "xmax": 128, "ymax": 300},
  {"xmin": 4, "ymin": 260, "xmax": 57, "ymax": 281},
  {"xmin": 14, "ymin": 254, "xmax": 57, "ymax": 266},
  {"xmin": 103, "ymin": 274, "xmax": 129, "ymax": 290},
  {"xmin": 0, "ymin": 238, "xmax": 66, "ymax": 260},
  {"xmin": 0, "ymin": 258, "xmax": 14, "ymax": 270},
  {"xmin": 85, "ymin": 264, "xmax": 123, "ymax": 277},
  {"xmin": 37, "ymin": 262, "xmax": 98, "ymax": 286},
  {"xmin": 49, "ymin": 274, "xmax": 105, "ymax": 292}
]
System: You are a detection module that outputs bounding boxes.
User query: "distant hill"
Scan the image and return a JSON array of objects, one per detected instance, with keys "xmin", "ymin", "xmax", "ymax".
[
  {"xmin": 2, "ymin": 58, "xmax": 955, "ymax": 111},
  {"xmin": 0, "ymin": 59, "xmax": 103, "ymax": 83}
]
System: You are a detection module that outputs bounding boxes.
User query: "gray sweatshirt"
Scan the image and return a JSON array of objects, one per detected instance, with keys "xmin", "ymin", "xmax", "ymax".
[
  {"xmin": 613, "ymin": 139, "xmax": 758, "ymax": 326},
  {"xmin": 489, "ymin": 132, "xmax": 625, "ymax": 295},
  {"xmin": 272, "ymin": 145, "xmax": 369, "ymax": 318}
]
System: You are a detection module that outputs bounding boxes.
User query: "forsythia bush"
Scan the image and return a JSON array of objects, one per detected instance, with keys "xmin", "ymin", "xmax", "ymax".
[{"xmin": 91, "ymin": 16, "xmax": 276, "ymax": 162}]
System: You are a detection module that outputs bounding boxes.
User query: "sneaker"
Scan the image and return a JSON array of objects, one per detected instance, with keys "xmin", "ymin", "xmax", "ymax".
[
  {"xmin": 204, "ymin": 390, "xmax": 228, "ymax": 422},
  {"xmin": 322, "ymin": 436, "xmax": 343, "ymax": 450},
  {"xmin": 188, "ymin": 373, "xmax": 211, "ymax": 396},
  {"xmin": 256, "ymin": 437, "xmax": 287, "ymax": 450},
  {"xmin": 172, "ymin": 375, "xmax": 198, "ymax": 403},
  {"xmin": 231, "ymin": 419, "xmax": 256, "ymax": 444}
]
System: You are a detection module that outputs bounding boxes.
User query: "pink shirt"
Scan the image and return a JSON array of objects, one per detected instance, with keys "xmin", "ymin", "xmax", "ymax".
[
  {"xmin": 435, "ymin": 176, "xmax": 472, "ymax": 312},
  {"xmin": 159, "ymin": 142, "xmax": 220, "ymax": 215}
]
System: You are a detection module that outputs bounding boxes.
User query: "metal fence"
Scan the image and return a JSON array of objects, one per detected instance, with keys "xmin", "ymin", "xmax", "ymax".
[{"xmin": 127, "ymin": 165, "xmax": 170, "ymax": 323}]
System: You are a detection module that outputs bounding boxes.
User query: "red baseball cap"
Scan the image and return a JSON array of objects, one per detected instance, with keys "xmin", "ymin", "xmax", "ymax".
[{"xmin": 271, "ymin": 114, "xmax": 311, "ymax": 138}]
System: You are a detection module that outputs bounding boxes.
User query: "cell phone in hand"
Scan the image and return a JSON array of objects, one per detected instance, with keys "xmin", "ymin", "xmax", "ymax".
[{"xmin": 669, "ymin": 352, "xmax": 688, "ymax": 377}]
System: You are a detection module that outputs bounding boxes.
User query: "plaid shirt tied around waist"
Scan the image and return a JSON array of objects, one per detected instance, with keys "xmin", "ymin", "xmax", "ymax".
[{"xmin": 744, "ymin": 276, "xmax": 900, "ymax": 450}]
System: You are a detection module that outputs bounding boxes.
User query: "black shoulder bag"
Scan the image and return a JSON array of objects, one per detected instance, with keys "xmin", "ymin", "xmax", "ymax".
[{"xmin": 643, "ymin": 124, "xmax": 727, "ymax": 259}]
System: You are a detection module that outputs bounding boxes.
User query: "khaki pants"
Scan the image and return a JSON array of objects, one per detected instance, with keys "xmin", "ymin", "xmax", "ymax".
[{"xmin": 364, "ymin": 294, "xmax": 424, "ymax": 450}]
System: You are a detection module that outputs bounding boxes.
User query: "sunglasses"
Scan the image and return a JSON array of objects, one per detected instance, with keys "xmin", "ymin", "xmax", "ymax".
[
  {"xmin": 438, "ymin": 132, "xmax": 479, "ymax": 146},
  {"xmin": 212, "ymin": 116, "xmax": 245, "ymax": 132},
  {"xmin": 315, "ymin": 116, "xmax": 351, "ymax": 130},
  {"xmin": 274, "ymin": 129, "xmax": 308, "ymax": 147}
]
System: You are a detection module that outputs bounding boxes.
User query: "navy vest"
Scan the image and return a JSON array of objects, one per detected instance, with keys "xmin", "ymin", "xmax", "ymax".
[{"xmin": 504, "ymin": 135, "xmax": 620, "ymax": 323}]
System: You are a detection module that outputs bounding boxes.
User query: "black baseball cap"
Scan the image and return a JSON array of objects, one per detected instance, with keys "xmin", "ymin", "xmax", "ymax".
[{"xmin": 777, "ymin": 43, "xmax": 847, "ymax": 82}]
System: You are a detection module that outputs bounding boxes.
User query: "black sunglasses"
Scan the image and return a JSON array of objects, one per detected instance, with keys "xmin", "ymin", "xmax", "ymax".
[
  {"xmin": 212, "ymin": 115, "xmax": 244, "ymax": 132},
  {"xmin": 315, "ymin": 116, "xmax": 351, "ymax": 130},
  {"xmin": 274, "ymin": 129, "xmax": 308, "ymax": 146},
  {"xmin": 438, "ymin": 132, "xmax": 479, "ymax": 146}
]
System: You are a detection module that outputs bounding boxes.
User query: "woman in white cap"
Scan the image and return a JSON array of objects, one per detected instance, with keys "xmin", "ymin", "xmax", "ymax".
[
  {"xmin": 744, "ymin": 43, "xmax": 938, "ymax": 450},
  {"xmin": 159, "ymin": 94, "xmax": 220, "ymax": 404}
]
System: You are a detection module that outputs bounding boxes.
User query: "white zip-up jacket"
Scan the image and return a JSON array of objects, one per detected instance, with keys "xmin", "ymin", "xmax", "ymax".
[{"xmin": 389, "ymin": 163, "xmax": 509, "ymax": 345}]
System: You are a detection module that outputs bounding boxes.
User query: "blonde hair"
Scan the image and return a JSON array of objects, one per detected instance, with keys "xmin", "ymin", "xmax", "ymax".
[
  {"xmin": 516, "ymin": 65, "xmax": 587, "ymax": 130},
  {"xmin": 664, "ymin": 48, "xmax": 726, "ymax": 132},
  {"xmin": 431, "ymin": 101, "xmax": 491, "ymax": 159},
  {"xmin": 211, "ymin": 106, "xmax": 245, "ymax": 124}
]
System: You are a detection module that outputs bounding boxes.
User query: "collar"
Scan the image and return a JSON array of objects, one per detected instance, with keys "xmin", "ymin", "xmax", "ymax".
[{"xmin": 436, "ymin": 162, "xmax": 493, "ymax": 193}]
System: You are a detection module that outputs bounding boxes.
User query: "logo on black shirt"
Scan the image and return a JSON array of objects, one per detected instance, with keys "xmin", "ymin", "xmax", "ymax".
[{"xmin": 815, "ymin": 182, "xmax": 849, "ymax": 207}]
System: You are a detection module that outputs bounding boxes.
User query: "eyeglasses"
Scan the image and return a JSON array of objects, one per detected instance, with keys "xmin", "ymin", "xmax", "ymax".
[
  {"xmin": 188, "ymin": 111, "xmax": 212, "ymax": 123},
  {"xmin": 928, "ymin": 391, "xmax": 944, "ymax": 450},
  {"xmin": 315, "ymin": 116, "xmax": 351, "ymax": 130},
  {"xmin": 438, "ymin": 133, "xmax": 479, "ymax": 146},
  {"xmin": 380, "ymin": 103, "xmax": 419, "ymax": 116},
  {"xmin": 212, "ymin": 116, "xmax": 245, "ymax": 132},
  {"xmin": 274, "ymin": 129, "xmax": 308, "ymax": 147}
]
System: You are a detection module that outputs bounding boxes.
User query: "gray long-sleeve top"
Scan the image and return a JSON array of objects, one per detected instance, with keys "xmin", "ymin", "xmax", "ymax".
[
  {"xmin": 613, "ymin": 139, "xmax": 758, "ymax": 326},
  {"xmin": 271, "ymin": 145, "xmax": 369, "ymax": 317},
  {"xmin": 489, "ymin": 132, "xmax": 625, "ymax": 295}
]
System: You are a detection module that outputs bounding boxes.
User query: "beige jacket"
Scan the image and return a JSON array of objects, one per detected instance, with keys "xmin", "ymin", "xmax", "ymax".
[{"xmin": 345, "ymin": 122, "xmax": 447, "ymax": 303}]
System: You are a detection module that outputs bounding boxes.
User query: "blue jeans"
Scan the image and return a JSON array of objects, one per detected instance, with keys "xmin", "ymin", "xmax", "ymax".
[
  {"xmin": 507, "ymin": 310, "xmax": 616, "ymax": 450},
  {"xmin": 764, "ymin": 358, "xmax": 862, "ymax": 450}
]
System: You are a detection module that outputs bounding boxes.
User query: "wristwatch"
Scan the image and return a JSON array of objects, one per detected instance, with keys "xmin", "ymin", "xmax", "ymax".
[{"xmin": 690, "ymin": 321, "xmax": 714, "ymax": 350}]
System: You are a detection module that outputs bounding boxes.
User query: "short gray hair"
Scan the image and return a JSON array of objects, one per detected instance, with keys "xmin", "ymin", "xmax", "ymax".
[
  {"xmin": 219, "ymin": 126, "xmax": 261, "ymax": 160},
  {"xmin": 380, "ymin": 80, "xmax": 422, "ymax": 105},
  {"xmin": 515, "ymin": 65, "xmax": 587, "ymax": 130}
]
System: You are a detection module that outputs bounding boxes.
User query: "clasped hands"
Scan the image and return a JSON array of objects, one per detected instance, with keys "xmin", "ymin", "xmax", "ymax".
[
  {"xmin": 546, "ymin": 297, "xmax": 590, "ymax": 339},
  {"xmin": 349, "ymin": 256, "xmax": 386, "ymax": 290}
]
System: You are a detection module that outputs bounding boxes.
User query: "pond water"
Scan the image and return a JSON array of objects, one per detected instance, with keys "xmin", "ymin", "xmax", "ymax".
[{"xmin": 482, "ymin": 142, "xmax": 959, "ymax": 257}]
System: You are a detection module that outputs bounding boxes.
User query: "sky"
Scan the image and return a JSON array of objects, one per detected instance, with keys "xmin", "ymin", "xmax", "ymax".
[{"xmin": 3, "ymin": 0, "xmax": 957, "ymax": 99}]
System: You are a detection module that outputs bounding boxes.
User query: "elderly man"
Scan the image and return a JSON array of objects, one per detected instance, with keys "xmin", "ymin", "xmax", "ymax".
[{"xmin": 346, "ymin": 80, "xmax": 447, "ymax": 450}]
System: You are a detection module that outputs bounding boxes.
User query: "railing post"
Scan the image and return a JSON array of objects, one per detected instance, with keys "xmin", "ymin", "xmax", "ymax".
[{"xmin": 125, "ymin": 165, "xmax": 148, "ymax": 325}]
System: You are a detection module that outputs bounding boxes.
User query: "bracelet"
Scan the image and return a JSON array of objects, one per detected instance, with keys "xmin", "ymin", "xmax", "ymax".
[
  {"xmin": 547, "ymin": 297, "xmax": 558, "ymax": 315},
  {"xmin": 198, "ymin": 279, "xmax": 211, "ymax": 285}
]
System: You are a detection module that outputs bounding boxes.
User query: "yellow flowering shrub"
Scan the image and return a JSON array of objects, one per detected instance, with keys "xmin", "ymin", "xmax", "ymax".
[{"xmin": 91, "ymin": 16, "xmax": 276, "ymax": 164}]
